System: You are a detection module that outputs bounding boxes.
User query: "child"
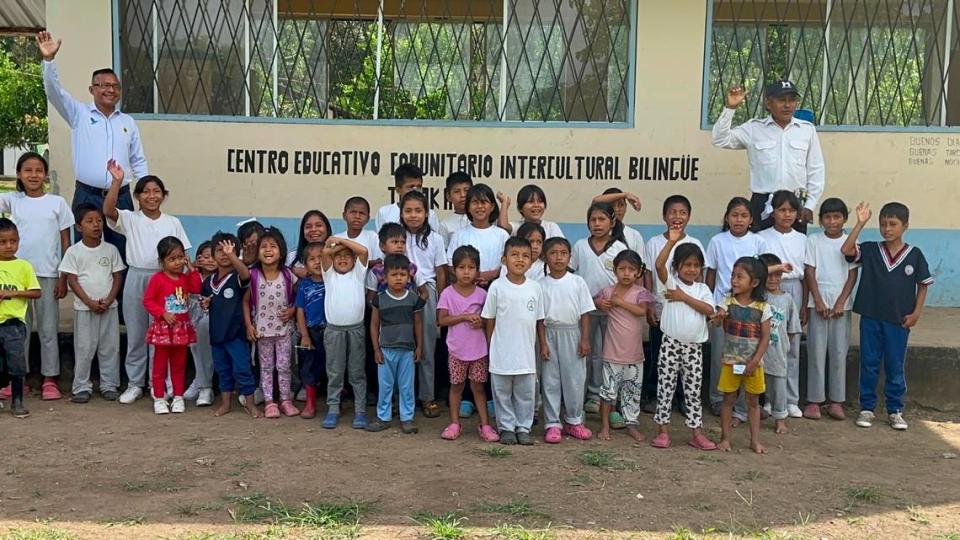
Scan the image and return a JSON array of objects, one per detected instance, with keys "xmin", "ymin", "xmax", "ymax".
[
  {"xmin": 446, "ymin": 183, "xmax": 510, "ymax": 287},
  {"xmin": 399, "ymin": 190, "xmax": 447, "ymax": 418},
  {"xmin": 501, "ymin": 222, "xmax": 546, "ymax": 279},
  {"xmin": 842, "ymin": 202, "xmax": 931, "ymax": 431},
  {"xmin": 366, "ymin": 223, "xmax": 426, "ymax": 297},
  {"xmin": 291, "ymin": 210, "xmax": 332, "ymax": 277},
  {"xmin": 540, "ymin": 237, "xmax": 595, "ymax": 443},
  {"xmin": 595, "ymin": 250, "xmax": 654, "ymax": 442},
  {"xmin": 376, "ymin": 163, "xmax": 440, "ymax": 231},
  {"xmin": 705, "ymin": 197, "xmax": 768, "ymax": 417},
  {"xmin": 715, "ymin": 256, "xmax": 772, "ymax": 454},
  {"xmin": 651, "ymin": 234, "xmax": 716, "ymax": 450},
  {"xmin": 0, "ymin": 219, "xmax": 43, "ymax": 417},
  {"xmin": 105, "ymin": 160, "xmax": 191, "ymax": 405},
  {"xmin": 481, "ymin": 237, "xmax": 546, "ymax": 445},
  {"xmin": 569, "ymin": 202, "xmax": 627, "ymax": 416},
  {"xmin": 593, "ymin": 188, "xmax": 644, "ymax": 253},
  {"xmin": 59, "ymin": 204, "xmax": 125, "ymax": 403},
  {"xmin": 437, "ymin": 246, "xmax": 498, "ymax": 441},
  {"xmin": 202, "ymin": 233, "xmax": 261, "ymax": 418},
  {"xmin": 804, "ymin": 198, "xmax": 858, "ymax": 420},
  {"xmin": 0, "ymin": 153, "xmax": 72, "ymax": 400},
  {"xmin": 757, "ymin": 190, "xmax": 808, "ymax": 418},
  {"xmin": 759, "ymin": 253, "xmax": 801, "ymax": 434},
  {"xmin": 243, "ymin": 228, "xmax": 299, "ymax": 419},
  {"xmin": 142, "ymin": 237, "xmax": 202, "ymax": 415},
  {"xmin": 320, "ymin": 236, "xmax": 370, "ymax": 429},
  {"xmin": 366, "ymin": 254, "xmax": 425, "ymax": 434},
  {"xmin": 185, "ymin": 241, "xmax": 216, "ymax": 406},
  {"xmin": 496, "ymin": 184, "xmax": 565, "ymax": 238},
  {"xmin": 439, "ymin": 172, "xmax": 473, "ymax": 245},
  {"xmin": 295, "ymin": 242, "xmax": 327, "ymax": 419},
  {"xmin": 337, "ymin": 197, "xmax": 383, "ymax": 264},
  {"xmin": 237, "ymin": 220, "xmax": 266, "ymax": 268}
]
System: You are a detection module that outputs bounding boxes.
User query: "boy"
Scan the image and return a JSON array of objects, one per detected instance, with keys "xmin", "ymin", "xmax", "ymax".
[
  {"xmin": 0, "ymin": 218, "xmax": 42, "ymax": 417},
  {"xmin": 203, "ymin": 233, "xmax": 262, "ymax": 418},
  {"xmin": 337, "ymin": 197, "xmax": 383, "ymax": 264},
  {"xmin": 321, "ymin": 235, "xmax": 370, "ymax": 429},
  {"xmin": 366, "ymin": 254, "xmax": 425, "ymax": 434},
  {"xmin": 375, "ymin": 163, "xmax": 441, "ymax": 231},
  {"xmin": 439, "ymin": 172, "xmax": 473, "ymax": 246},
  {"xmin": 365, "ymin": 223, "xmax": 426, "ymax": 300},
  {"xmin": 186, "ymin": 241, "xmax": 216, "ymax": 406},
  {"xmin": 58, "ymin": 204, "xmax": 125, "ymax": 403},
  {"xmin": 842, "ymin": 202, "xmax": 931, "ymax": 431},
  {"xmin": 804, "ymin": 198, "xmax": 858, "ymax": 420},
  {"xmin": 295, "ymin": 242, "xmax": 327, "ymax": 419},
  {"xmin": 759, "ymin": 254, "xmax": 801, "ymax": 434},
  {"xmin": 481, "ymin": 237, "xmax": 546, "ymax": 445}
]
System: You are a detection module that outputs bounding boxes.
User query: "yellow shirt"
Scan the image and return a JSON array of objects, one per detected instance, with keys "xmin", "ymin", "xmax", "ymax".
[{"xmin": 0, "ymin": 259, "xmax": 41, "ymax": 323}]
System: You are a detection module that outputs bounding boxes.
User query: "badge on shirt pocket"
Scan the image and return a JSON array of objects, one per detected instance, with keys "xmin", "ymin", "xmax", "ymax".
[
  {"xmin": 604, "ymin": 259, "xmax": 614, "ymax": 272},
  {"xmin": 904, "ymin": 265, "xmax": 914, "ymax": 276},
  {"xmin": 224, "ymin": 288, "xmax": 235, "ymax": 299}
]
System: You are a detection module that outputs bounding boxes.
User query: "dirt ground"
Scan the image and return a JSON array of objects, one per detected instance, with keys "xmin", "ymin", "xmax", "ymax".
[{"xmin": 0, "ymin": 396, "xmax": 958, "ymax": 540}]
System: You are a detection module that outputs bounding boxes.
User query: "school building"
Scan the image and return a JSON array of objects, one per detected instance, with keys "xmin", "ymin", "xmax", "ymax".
[{"xmin": 41, "ymin": 0, "xmax": 960, "ymax": 305}]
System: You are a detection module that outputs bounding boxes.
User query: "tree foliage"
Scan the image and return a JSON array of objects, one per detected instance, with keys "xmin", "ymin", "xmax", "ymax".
[{"xmin": 0, "ymin": 36, "xmax": 47, "ymax": 148}]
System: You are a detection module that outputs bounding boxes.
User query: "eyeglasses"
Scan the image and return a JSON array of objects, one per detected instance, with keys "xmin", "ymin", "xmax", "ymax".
[{"xmin": 92, "ymin": 83, "xmax": 122, "ymax": 90}]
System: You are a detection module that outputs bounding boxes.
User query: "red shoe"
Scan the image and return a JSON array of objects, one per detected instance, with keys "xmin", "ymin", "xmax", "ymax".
[
  {"xmin": 544, "ymin": 426, "xmax": 562, "ymax": 444},
  {"xmin": 650, "ymin": 433, "xmax": 671, "ymax": 448},
  {"xmin": 41, "ymin": 379, "xmax": 62, "ymax": 401},
  {"xmin": 264, "ymin": 402, "xmax": 281, "ymax": 419},
  {"xmin": 0, "ymin": 383, "xmax": 29, "ymax": 400},
  {"xmin": 301, "ymin": 386, "xmax": 317, "ymax": 419},
  {"xmin": 802, "ymin": 403, "xmax": 822, "ymax": 420},
  {"xmin": 688, "ymin": 431, "xmax": 717, "ymax": 451},
  {"xmin": 562, "ymin": 423, "xmax": 593, "ymax": 440},
  {"xmin": 280, "ymin": 400, "xmax": 300, "ymax": 417}
]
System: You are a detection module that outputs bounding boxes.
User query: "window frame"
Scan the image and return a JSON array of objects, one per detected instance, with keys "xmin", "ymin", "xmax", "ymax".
[{"xmin": 111, "ymin": 0, "xmax": 639, "ymax": 129}]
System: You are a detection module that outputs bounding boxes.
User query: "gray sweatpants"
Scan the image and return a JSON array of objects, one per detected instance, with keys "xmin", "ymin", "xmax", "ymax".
[
  {"xmin": 324, "ymin": 323, "xmax": 367, "ymax": 411},
  {"xmin": 72, "ymin": 307, "xmax": 120, "ymax": 394},
  {"xmin": 122, "ymin": 267, "xmax": 154, "ymax": 389},
  {"xmin": 806, "ymin": 309, "xmax": 850, "ymax": 403},
  {"xmin": 25, "ymin": 277, "xmax": 60, "ymax": 377},
  {"xmin": 781, "ymin": 278, "xmax": 803, "ymax": 408},
  {"xmin": 417, "ymin": 282, "xmax": 438, "ymax": 402},
  {"xmin": 541, "ymin": 325, "xmax": 587, "ymax": 428},
  {"xmin": 491, "ymin": 373, "xmax": 536, "ymax": 433},
  {"xmin": 585, "ymin": 312, "xmax": 608, "ymax": 402},
  {"xmin": 711, "ymin": 326, "xmax": 748, "ymax": 421},
  {"xmin": 765, "ymin": 372, "xmax": 788, "ymax": 420},
  {"xmin": 189, "ymin": 300, "xmax": 214, "ymax": 389}
]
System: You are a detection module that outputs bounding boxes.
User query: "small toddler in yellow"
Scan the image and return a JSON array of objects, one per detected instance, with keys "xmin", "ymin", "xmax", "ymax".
[{"xmin": 717, "ymin": 363, "xmax": 766, "ymax": 395}]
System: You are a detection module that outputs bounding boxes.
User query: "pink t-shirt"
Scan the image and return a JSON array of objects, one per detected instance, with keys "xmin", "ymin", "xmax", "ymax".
[
  {"xmin": 438, "ymin": 285, "xmax": 488, "ymax": 361},
  {"xmin": 598, "ymin": 284, "xmax": 655, "ymax": 364}
]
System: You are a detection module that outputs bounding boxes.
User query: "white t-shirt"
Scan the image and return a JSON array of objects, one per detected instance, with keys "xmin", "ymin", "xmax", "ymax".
[
  {"xmin": 58, "ymin": 240, "xmax": 126, "ymax": 310},
  {"xmin": 335, "ymin": 229, "xmax": 383, "ymax": 261},
  {"xmin": 108, "ymin": 209, "xmax": 191, "ymax": 270},
  {"xmin": 659, "ymin": 273, "xmax": 713, "ymax": 344},
  {"xmin": 481, "ymin": 277, "xmax": 545, "ymax": 375},
  {"xmin": 499, "ymin": 259, "xmax": 546, "ymax": 281},
  {"xmin": 541, "ymin": 272, "xmax": 595, "ymax": 327},
  {"xmin": 645, "ymin": 232, "xmax": 705, "ymax": 317},
  {"xmin": 570, "ymin": 238, "xmax": 627, "ymax": 297},
  {"xmin": 758, "ymin": 227, "xmax": 806, "ymax": 280},
  {"xmin": 439, "ymin": 213, "xmax": 469, "ymax": 246},
  {"xmin": 509, "ymin": 219, "xmax": 565, "ymax": 239},
  {"xmin": 623, "ymin": 225, "xmax": 645, "ymax": 254},
  {"xmin": 323, "ymin": 259, "xmax": 367, "ymax": 326},
  {"xmin": 805, "ymin": 232, "xmax": 858, "ymax": 310},
  {"xmin": 446, "ymin": 224, "xmax": 510, "ymax": 272},
  {"xmin": 405, "ymin": 230, "xmax": 446, "ymax": 284},
  {"xmin": 0, "ymin": 193, "xmax": 73, "ymax": 277},
  {"xmin": 705, "ymin": 231, "xmax": 768, "ymax": 306},
  {"xmin": 375, "ymin": 203, "xmax": 441, "ymax": 232}
]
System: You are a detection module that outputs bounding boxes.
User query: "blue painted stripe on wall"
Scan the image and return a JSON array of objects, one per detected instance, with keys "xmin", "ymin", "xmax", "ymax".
[{"xmin": 178, "ymin": 215, "xmax": 958, "ymax": 307}]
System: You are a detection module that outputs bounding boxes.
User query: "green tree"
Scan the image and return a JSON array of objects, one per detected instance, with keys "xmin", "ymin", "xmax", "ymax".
[{"xmin": 0, "ymin": 36, "xmax": 47, "ymax": 148}]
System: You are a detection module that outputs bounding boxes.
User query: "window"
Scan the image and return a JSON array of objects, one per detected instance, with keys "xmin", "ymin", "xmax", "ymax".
[
  {"xmin": 118, "ymin": 0, "xmax": 635, "ymax": 123},
  {"xmin": 705, "ymin": 0, "xmax": 960, "ymax": 128}
]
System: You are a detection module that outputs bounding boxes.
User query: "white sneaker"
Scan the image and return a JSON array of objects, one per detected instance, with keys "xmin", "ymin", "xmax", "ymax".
[
  {"xmin": 170, "ymin": 396, "xmax": 186, "ymax": 413},
  {"xmin": 196, "ymin": 388, "xmax": 214, "ymax": 407},
  {"xmin": 254, "ymin": 387, "xmax": 265, "ymax": 405},
  {"xmin": 238, "ymin": 393, "xmax": 247, "ymax": 406},
  {"xmin": 888, "ymin": 412, "xmax": 908, "ymax": 431},
  {"xmin": 183, "ymin": 381, "xmax": 200, "ymax": 401},
  {"xmin": 119, "ymin": 386, "xmax": 143, "ymax": 404},
  {"xmin": 787, "ymin": 404, "xmax": 803, "ymax": 418},
  {"xmin": 856, "ymin": 410, "xmax": 875, "ymax": 428},
  {"xmin": 154, "ymin": 399, "xmax": 170, "ymax": 415},
  {"xmin": 762, "ymin": 403, "xmax": 772, "ymax": 417},
  {"xmin": 296, "ymin": 388, "xmax": 307, "ymax": 402}
]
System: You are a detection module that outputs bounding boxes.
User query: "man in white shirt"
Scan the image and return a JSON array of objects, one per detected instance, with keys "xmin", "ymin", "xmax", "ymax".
[
  {"xmin": 37, "ymin": 31, "xmax": 147, "ymax": 256},
  {"xmin": 711, "ymin": 80, "xmax": 825, "ymax": 233}
]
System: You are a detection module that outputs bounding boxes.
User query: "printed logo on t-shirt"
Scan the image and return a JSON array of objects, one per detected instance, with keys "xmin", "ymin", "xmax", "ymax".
[
  {"xmin": 527, "ymin": 298, "xmax": 535, "ymax": 312},
  {"xmin": 904, "ymin": 265, "xmax": 914, "ymax": 276},
  {"xmin": 164, "ymin": 288, "xmax": 189, "ymax": 314},
  {"xmin": 98, "ymin": 257, "xmax": 110, "ymax": 267},
  {"xmin": 604, "ymin": 259, "xmax": 614, "ymax": 272},
  {"xmin": 223, "ymin": 288, "xmax": 235, "ymax": 299}
]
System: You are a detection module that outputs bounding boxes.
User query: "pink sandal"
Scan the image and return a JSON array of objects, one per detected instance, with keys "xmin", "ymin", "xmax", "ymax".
[
  {"xmin": 477, "ymin": 424, "xmax": 500, "ymax": 442},
  {"xmin": 650, "ymin": 433, "xmax": 671, "ymax": 448},
  {"xmin": 688, "ymin": 431, "xmax": 717, "ymax": 451},
  {"xmin": 264, "ymin": 402, "xmax": 281, "ymax": 419},
  {"xmin": 280, "ymin": 400, "xmax": 300, "ymax": 417},
  {"xmin": 441, "ymin": 422, "xmax": 462, "ymax": 440}
]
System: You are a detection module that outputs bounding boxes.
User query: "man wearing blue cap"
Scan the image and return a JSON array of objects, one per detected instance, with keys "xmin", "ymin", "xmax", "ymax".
[{"xmin": 712, "ymin": 80, "xmax": 825, "ymax": 232}]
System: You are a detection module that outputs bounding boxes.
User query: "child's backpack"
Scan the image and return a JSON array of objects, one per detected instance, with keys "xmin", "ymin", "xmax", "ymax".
[{"xmin": 248, "ymin": 266, "xmax": 296, "ymax": 312}]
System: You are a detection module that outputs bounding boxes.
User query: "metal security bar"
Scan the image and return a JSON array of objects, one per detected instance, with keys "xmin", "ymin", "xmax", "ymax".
[
  {"xmin": 706, "ymin": 0, "xmax": 960, "ymax": 128},
  {"xmin": 118, "ymin": 0, "xmax": 633, "ymax": 123}
]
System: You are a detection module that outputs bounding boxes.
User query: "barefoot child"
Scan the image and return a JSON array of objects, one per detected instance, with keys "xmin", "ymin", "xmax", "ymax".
[{"xmin": 759, "ymin": 254, "xmax": 801, "ymax": 434}]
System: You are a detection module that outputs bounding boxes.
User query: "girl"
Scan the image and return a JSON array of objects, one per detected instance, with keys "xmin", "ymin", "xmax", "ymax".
[
  {"xmin": 446, "ymin": 183, "xmax": 510, "ymax": 287},
  {"xmin": 243, "ymin": 228, "xmax": 300, "ymax": 419},
  {"xmin": 704, "ymin": 197, "xmax": 767, "ymax": 418},
  {"xmin": 105, "ymin": 160, "xmax": 191, "ymax": 405},
  {"xmin": 500, "ymin": 222, "xmax": 546, "ymax": 280},
  {"xmin": 437, "ymin": 246, "xmax": 498, "ymax": 442},
  {"xmin": 142, "ymin": 237, "xmax": 202, "ymax": 415},
  {"xmin": 569, "ymin": 202, "xmax": 628, "ymax": 417},
  {"xmin": 496, "ymin": 184, "xmax": 565, "ymax": 239},
  {"xmin": 185, "ymin": 241, "xmax": 216, "ymax": 406},
  {"xmin": 290, "ymin": 210, "xmax": 332, "ymax": 278},
  {"xmin": 400, "ymin": 190, "xmax": 447, "ymax": 417},
  {"xmin": 651, "ymin": 232, "xmax": 717, "ymax": 450},
  {"xmin": 0, "ymin": 153, "xmax": 72, "ymax": 401},
  {"xmin": 715, "ymin": 257, "xmax": 772, "ymax": 454},
  {"xmin": 757, "ymin": 190, "xmax": 808, "ymax": 419},
  {"xmin": 593, "ymin": 188, "xmax": 644, "ymax": 253}
]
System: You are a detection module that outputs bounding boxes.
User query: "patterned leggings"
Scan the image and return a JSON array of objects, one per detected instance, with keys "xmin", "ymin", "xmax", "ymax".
[
  {"xmin": 259, "ymin": 335, "xmax": 293, "ymax": 402},
  {"xmin": 654, "ymin": 334, "xmax": 704, "ymax": 429}
]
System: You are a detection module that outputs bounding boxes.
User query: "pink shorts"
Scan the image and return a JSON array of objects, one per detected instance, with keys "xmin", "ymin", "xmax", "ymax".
[{"xmin": 448, "ymin": 355, "xmax": 489, "ymax": 385}]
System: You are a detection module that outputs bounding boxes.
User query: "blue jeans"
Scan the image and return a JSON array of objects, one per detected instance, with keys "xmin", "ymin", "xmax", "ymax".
[
  {"xmin": 858, "ymin": 316, "xmax": 909, "ymax": 413},
  {"xmin": 212, "ymin": 338, "xmax": 256, "ymax": 396},
  {"xmin": 377, "ymin": 347, "xmax": 415, "ymax": 422}
]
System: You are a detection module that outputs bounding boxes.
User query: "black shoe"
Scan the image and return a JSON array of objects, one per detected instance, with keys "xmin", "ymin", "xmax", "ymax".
[
  {"xmin": 516, "ymin": 431, "xmax": 533, "ymax": 446},
  {"xmin": 101, "ymin": 390, "xmax": 120, "ymax": 401},
  {"xmin": 70, "ymin": 391, "xmax": 91, "ymax": 404},
  {"xmin": 12, "ymin": 399, "xmax": 29, "ymax": 418},
  {"xmin": 500, "ymin": 430, "xmax": 517, "ymax": 445},
  {"xmin": 401, "ymin": 421, "xmax": 418, "ymax": 434},
  {"xmin": 365, "ymin": 419, "xmax": 389, "ymax": 432}
]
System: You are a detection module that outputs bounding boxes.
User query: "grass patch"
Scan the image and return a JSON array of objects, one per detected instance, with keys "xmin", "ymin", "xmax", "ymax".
[
  {"xmin": 222, "ymin": 492, "xmax": 367, "ymax": 537},
  {"xmin": 411, "ymin": 511, "xmax": 467, "ymax": 540},
  {"xmin": 907, "ymin": 505, "xmax": 930, "ymax": 525},
  {"xmin": 491, "ymin": 523, "xmax": 556, "ymax": 540},
  {"xmin": 567, "ymin": 472, "xmax": 590, "ymax": 487},
  {"xmin": 123, "ymin": 481, "xmax": 146, "ymax": 492},
  {"xmin": 179, "ymin": 528, "xmax": 289, "ymax": 540},
  {"xmin": 935, "ymin": 534, "xmax": 960, "ymax": 540},
  {"xmin": 846, "ymin": 485, "xmax": 882, "ymax": 504},
  {"xmin": 0, "ymin": 526, "xmax": 79, "ymax": 540},
  {"xmin": 476, "ymin": 446, "xmax": 512, "ymax": 458},
  {"xmin": 474, "ymin": 498, "xmax": 549, "ymax": 520},
  {"xmin": 666, "ymin": 527, "xmax": 699, "ymax": 540},
  {"xmin": 174, "ymin": 501, "xmax": 223, "ymax": 518},
  {"xmin": 577, "ymin": 450, "xmax": 614, "ymax": 468},
  {"xmin": 100, "ymin": 515, "xmax": 145, "ymax": 527}
]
